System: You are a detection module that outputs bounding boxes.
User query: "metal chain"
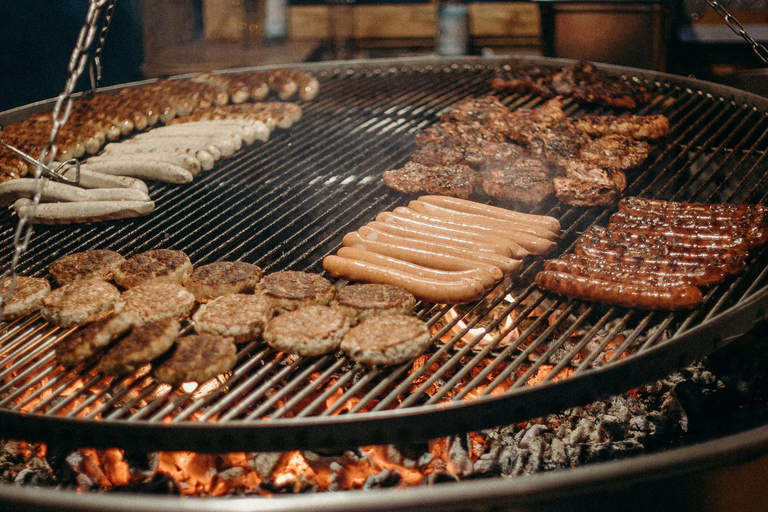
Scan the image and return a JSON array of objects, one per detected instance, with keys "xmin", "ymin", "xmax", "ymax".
[
  {"xmin": 0, "ymin": 0, "xmax": 114, "ymax": 319},
  {"xmin": 90, "ymin": 0, "xmax": 118, "ymax": 92},
  {"xmin": 702, "ymin": 0, "xmax": 768, "ymax": 64}
]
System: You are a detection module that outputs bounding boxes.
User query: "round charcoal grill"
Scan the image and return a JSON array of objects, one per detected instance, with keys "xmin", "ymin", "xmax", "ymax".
[{"xmin": 2, "ymin": 56, "xmax": 768, "ymax": 454}]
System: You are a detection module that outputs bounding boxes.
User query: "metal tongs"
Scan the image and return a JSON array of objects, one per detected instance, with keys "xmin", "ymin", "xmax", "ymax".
[{"xmin": 0, "ymin": 140, "xmax": 80, "ymax": 184}]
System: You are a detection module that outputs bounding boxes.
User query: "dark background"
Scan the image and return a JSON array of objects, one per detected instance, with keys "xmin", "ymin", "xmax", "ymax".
[{"xmin": 0, "ymin": 0, "xmax": 144, "ymax": 112}]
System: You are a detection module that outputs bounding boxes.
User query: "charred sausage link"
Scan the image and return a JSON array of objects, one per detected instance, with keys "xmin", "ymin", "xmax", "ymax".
[
  {"xmin": 535, "ymin": 270, "xmax": 704, "ymax": 311},
  {"xmin": 576, "ymin": 227, "xmax": 748, "ymax": 266},
  {"xmin": 574, "ymin": 243, "xmax": 747, "ymax": 275},
  {"xmin": 619, "ymin": 196, "xmax": 768, "ymax": 220},
  {"xmin": 551, "ymin": 253, "xmax": 726, "ymax": 286},
  {"xmin": 585, "ymin": 225, "xmax": 753, "ymax": 253},
  {"xmin": 608, "ymin": 211, "xmax": 757, "ymax": 248}
]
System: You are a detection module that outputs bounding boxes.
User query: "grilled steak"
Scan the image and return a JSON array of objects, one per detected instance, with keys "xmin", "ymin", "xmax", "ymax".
[
  {"xmin": 579, "ymin": 134, "xmax": 651, "ymax": 170},
  {"xmin": 481, "ymin": 156, "xmax": 556, "ymax": 204},
  {"xmin": 553, "ymin": 160, "xmax": 627, "ymax": 206},
  {"xmin": 573, "ymin": 114, "xmax": 670, "ymax": 140},
  {"xmin": 382, "ymin": 161, "xmax": 479, "ymax": 198}
]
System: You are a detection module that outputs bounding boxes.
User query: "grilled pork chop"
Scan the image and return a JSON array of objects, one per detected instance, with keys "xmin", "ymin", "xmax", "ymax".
[
  {"xmin": 481, "ymin": 156, "xmax": 556, "ymax": 204},
  {"xmin": 579, "ymin": 134, "xmax": 651, "ymax": 170},
  {"xmin": 553, "ymin": 159, "xmax": 627, "ymax": 206}
]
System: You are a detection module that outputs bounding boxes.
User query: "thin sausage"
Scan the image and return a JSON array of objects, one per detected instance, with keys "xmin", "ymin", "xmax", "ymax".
[
  {"xmin": 342, "ymin": 231, "xmax": 504, "ymax": 279},
  {"xmin": 419, "ymin": 195, "xmax": 561, "ymax": 233},
  {"xmin": 574, "ymin": 243, "xmax": 746, "ymax": 275},
  {"xmin": 408, "ymin": 200, "xmax": 559, "ymax": 240},
  {"xmin": 367, "ymin": 220, "xmax": 523, "ymax": 258},
  {"xmin": 543, "ymin": 257, "xmax": 697, "ymax": 287},
  {"xmin": 323, "ymin": 255, "xmax": 486, "ymax": 304},
  {"xmin": 388, "ymin": 207, "xmax": 556, "ymax": 255},
  {"xmin": 535, "ymin": 270, "xmax": 703, "ymax": 311},
  {"xmin": 337, "ymin": 246, "xmax": 499, "ymax": 290},
  {"xmin": 349, "ymin": 227, "xmax": 521, "ymax": 275},
  {"xmin": 557, "ymin": 253, "xmax": 725, "ymax": 287}
]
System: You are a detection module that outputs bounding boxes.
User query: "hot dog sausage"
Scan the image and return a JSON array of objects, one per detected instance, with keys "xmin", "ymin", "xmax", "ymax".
[
  {"xmin": 418, "ymin": 195, "xmax": 561, "ymax": 233},
  {"xmin": 408, "ymin": 200, "xmax": 559, "ymax": 240},
  {"xmin": 342, "ymin": 231, "xmax": 505, "ymax": 279},
  {"xmin": 387, "ymin": 207, "xmax": 556, "ymax": 255},
  {"xmin": 367, "ymin": 220, "xmax": 522, "ymax": 258},
  {"xmin": 535, "ymin": 270, "xmax": 703, "ymax": 311},
  {"xmin": 323, "ymin": 255, "xmax": 486, "ymax": 304},
  {"xmin": 337, "ymin": 246, "xmax": 499, "ymax": 290},
  {"xmin": 348, "ymin": 228, "xmax": 521, "ymax": 275}
]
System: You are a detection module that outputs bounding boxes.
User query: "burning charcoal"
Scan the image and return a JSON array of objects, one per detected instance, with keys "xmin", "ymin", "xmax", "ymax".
[
  {"xmin": 363, "ymin": 469, "xmax": 401, "ymax": 489},
  {"xmin": 248, "ymin": 452, "xmax": 283, "ymax": 479},
  {"xmin": 447, "ymin": 436, "xmax": 473, "ymax": 477}
]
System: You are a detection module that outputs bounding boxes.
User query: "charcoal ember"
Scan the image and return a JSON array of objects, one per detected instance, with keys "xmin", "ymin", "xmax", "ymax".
[
  {"xmin": 261, "ymin": 475, "xmax": 317, "ymax": 494},
  {"xmin": 0, "ymin": 440, "xmax": 26, "ymax": 482},
  {"xmin": 44, "ymin": 444, "xmax": 80, "ymax": 487},
  {"xmin": 363, "ymin": 469, "xmax": 401, "ymax": 489},
  {"xmin": 248, "ymin": 452, "xmax": 283, "ymax": 478},
  {"xmin": 447, "ymin": 436, "xmax": 473, "ymax": 477},
  {"xmin": 14, "ymin": 466, "xmax": 57, "ymax": 486}
]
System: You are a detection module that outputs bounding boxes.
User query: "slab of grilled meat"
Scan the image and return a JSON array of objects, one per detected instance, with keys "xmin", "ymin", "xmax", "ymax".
[
  {"xmin": 553, "ymin": 159, "xmax": 627, "ymax": 206},
  {"xmin": 382, "ymin": 161, "xmax": 479, "ymax": 198},
  {"xmin": 579, "ymin": 134, "xmax": 651, "ymax": 171},
  {"xmin": 414, "ymin": 120, "xmax": 507, "ymax": 148},
  {"xmin": 573, "ymin": 114, "xmax": 670, "ymax": 140},
  {"xmin": 492, "ymin": 61, "xmax": 652, "ymax": 109},
  {"xmin": 481, "ymin": 155, "xmax": 556, "ymax": 203}
]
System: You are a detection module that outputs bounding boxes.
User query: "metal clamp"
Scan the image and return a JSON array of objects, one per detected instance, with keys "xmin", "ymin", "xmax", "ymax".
[{"xmin": 0, "ymin": 141, "xmax": 81, "ymax": 185}]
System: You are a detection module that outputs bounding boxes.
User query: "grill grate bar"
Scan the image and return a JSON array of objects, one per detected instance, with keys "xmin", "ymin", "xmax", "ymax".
[
  {"xmin": 239, "ymin": 355, "xmax": 347, "ymax": 422},
  {"xmin": 291, "ymin": 363, "xmax": 371, "ymax": 419},
  {"xmin": 172, "ymin": 344, "xmax": 274, "ymax": 422}
]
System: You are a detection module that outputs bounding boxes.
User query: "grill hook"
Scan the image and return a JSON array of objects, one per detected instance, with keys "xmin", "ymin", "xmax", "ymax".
[{"xmin": 0, "ymin": 140, "xmax": 81, "ymax": 185}]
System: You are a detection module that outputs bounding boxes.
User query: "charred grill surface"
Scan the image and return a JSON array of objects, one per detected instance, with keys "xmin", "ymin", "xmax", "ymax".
[{"xmin": 2, "ymin": 57, "xmax": 768, "ymax": 453}]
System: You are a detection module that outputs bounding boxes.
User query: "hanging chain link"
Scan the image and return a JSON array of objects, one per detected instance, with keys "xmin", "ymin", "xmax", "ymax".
[
  {"xmin": 90, "ymin": 0, "xmax": 118, "ymax": 92},
  {"xmin": 0, "ymin": 0, "xmax": 115, "ymax": 319},
  {"xmin": 702, "ymin": 0, "xmax": 768, "ymax": 64}
]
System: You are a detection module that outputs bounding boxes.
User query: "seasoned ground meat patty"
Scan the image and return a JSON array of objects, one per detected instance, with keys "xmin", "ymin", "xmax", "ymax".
[
  {"xmin": 193, "ymin": 293, "xmax": 273, "ymax": 343},
  {"xmin": 340, "ymin": 314, "xmax": 431, "ymax": 366},
  {"xmin": 258, "ymin": 271, "xmax": 335, "ymax": 313},
  {"xmin": 0, "ymin": 276, "xmax": 51, "ymax": 321},
  {"xmin": 99, "ymin": 317, "xmax": 180, "ymax": 376},
  {"xmin": 332, "ymin": 283, "xmax": 416, "ymax": 325},
  {"xmin": 153, "ymin": 333, "xmax": 237, "ymax": 385},
  {"xmin": 40, "ymin": 278, "xmax": 123, "ymax": 327},
  {"xmin": 113, "ymin": 249, "xmax": 192, "ymax": 288},
  {"xmin": 185, "ymin": 261, "xmax": 263, "ymax": 302},
  {"xmin": 121, "ymin": 281, "xmax": 195, "ymax": 326},
  {"xmin": 55, "ymin": 312, "xmax": 134, "ymax": 366},
  {"xmin": 263, "ymin": 305, "xmax": 350, "ymax": 356},
  {"xmin": 48, "ymin": 249, "xmax": 125, "ymax": 285}
]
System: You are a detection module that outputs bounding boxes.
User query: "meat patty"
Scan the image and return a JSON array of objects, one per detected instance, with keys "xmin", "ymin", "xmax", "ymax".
[
  {"xmin": 1, "ymin": 276, "xmax": 51, "ymax": 321},
  {"xmin": 185, "ymin": 261, "xmax": 263, "ymax": 302},
  {"xmin": 113, "ymin": 249, "xmax": 193, "ymax": 289},
  {"xmin": 259, "ymin": 271, "xmax": 335, "ymax": 313},
  {"xmin": 414, "ymin": 121, "xmax": 507, "ymax": 148},
  {"xmin": 55, "ymin": 312, "xmax": 134, "ymax": 366},
  {"xmin": 49, "ymin": 249, "xmax": 125, "ymax": 285},
  {"xmin": 121, "ymin": 281, "xmax": 195, "ymax": 326},
  {"xmin": 193, "ymin": 293, "xmax": 273, "ymax": 343},
  {"xmin": 153, "ymin": 333, "xmax": 237, "ymax": 385},
  {"xmin": 332, "ymin": 283, "xmax": 416, "ymax": 325},
  {"xmin": 99, "ymin": 317, "xmax": 180, "ymax": 376},
  {"xmin": 263, "ymin": 305, "xmax": 350, "ymax": 356},
  {"xmin": 382, "ymin": 162, "xmax": 479, "ymax": 199},
  {"xmin": 340, "ymin": 314, "xmax": 432, "ymax": 366},
  {"xmin": 40, "ymin": 279, "xmax": 123, "ymax": 327},
  {"xmin": 481, "ymin": 156, "xmax": 555, "ymax": 204}
]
